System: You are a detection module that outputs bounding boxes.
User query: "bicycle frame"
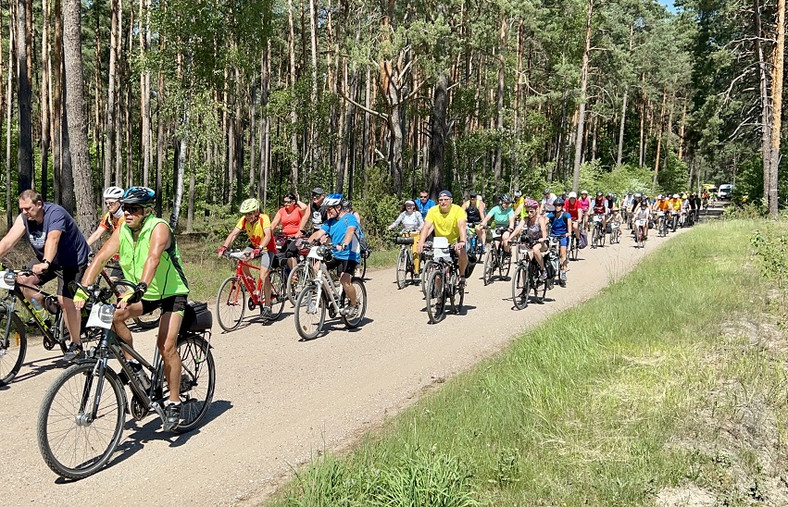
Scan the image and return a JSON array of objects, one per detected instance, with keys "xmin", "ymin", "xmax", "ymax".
[
  {"xmin": 229, "ymin": 254, "xmax": 265, "ymax": 304},
  {"xmin": 306, "ymin": 249, "xmax": 347, "ymax": 314}
]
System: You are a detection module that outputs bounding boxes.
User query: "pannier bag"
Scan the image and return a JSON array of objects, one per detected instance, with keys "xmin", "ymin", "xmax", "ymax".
[
  {"xmin": 181, "ymin": 301, "xmax": 212, "ymax": 332},
  {"xmin": 579, "ymin": 230, "xmax": 588, "ymax": 249}
]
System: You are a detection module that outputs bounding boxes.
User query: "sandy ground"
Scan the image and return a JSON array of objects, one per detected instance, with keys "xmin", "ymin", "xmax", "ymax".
[{"xmin": 0, "ymin": 226, "xmax": 681, "ymax": 506}]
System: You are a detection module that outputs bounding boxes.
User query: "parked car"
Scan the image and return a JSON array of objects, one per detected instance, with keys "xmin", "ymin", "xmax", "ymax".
[{"xmin": 718, "ymin": 184, "xmax": 734, "ymax": 200}]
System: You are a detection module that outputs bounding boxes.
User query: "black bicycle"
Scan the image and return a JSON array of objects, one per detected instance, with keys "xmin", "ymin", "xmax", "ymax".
[
  {"xmin": 482, "ymin": 226, "xmax": 511, "ymax": 285},
  {"xmin": 511, "ymin": 238, "xmax": 549, "ymax": 310},
  {"xmin": 424, "ymin": 238, "xmax": 464, "ymax": 324},
  {"xmin": 591, "ymin": 214, "xmax": 606, "ymax": 248},
  {"xmin": 37, "ymin": 280, "xmax": 215, "ymax": 480}
]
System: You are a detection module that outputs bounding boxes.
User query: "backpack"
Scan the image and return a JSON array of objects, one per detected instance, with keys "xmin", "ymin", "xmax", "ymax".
[{"xmin": 579, "ymin": 229, "xmax": 588, "ymax": 249}]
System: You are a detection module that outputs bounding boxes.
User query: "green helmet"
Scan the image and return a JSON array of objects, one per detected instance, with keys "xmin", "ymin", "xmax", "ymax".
[{"xmin": 239, "ymin": 198, "xmax": 260, "ymax": 214}]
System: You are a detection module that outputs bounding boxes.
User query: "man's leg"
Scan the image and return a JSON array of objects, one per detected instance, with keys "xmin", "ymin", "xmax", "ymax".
[
  {"xmin": 158, "ymin": 311, "xmax": 183, "ymax": 403},
  {"xmin": 113, "ymin": 303, "xmax": 144, "ymax": 357},
  {"xmin": 339, "ymin": 271, "xmax": 356, "ymax": 306},
  {"xmin": 59, "ymin": 296, "xmax": 82, "ymax": 346}
]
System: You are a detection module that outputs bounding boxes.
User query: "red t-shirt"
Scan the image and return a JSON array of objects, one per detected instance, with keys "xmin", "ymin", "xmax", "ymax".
[
  {"xmin": 276, "ymin": 206, "xmax": 303, "ymax": 237},
  {"xmin": 564, "ymin": 199, "xmax": 581, "ymax": 220}
]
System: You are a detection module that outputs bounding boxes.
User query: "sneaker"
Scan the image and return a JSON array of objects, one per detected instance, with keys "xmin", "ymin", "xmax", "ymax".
[
  {"xmin": 539, "ymin": 270, "xmax": 548, "ymax": 281},
  {"xmin": 163, "ymin": 403, "xmax": 181, "ymax": 432},
  {"xmin": 260, "ymin": 305, "xmax": 273, "ymax": 319},
  {"xmin": 341, "ymin": 303, "xmax": 359, "ymax": 318},
  {"xmin": 458, "ymin": 277, "xmax": 466, "ymax": 290},
  {"xmin": 560, "ymin": 271, "xmax": 567, "ymax": 281},
  {"xmin": 63, "ymin": 342, "xmax": 84, "ymax": 361}
]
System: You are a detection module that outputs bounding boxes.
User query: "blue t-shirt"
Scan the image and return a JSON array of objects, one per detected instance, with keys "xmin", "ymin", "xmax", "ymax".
[
  {"xmin": 23, "ymin": 202, "xmax": 90, "ymax": 267},
  {"xmin": 415, "ymin": 198, "xmax": 435, "ymax": 218},
  {"xmin": 547, "ymin": 211, "xmax": 571, "ymax": 236},
  {"xmin": 321, "ymin": 213, "xmax": 361, "ymax": 262}
]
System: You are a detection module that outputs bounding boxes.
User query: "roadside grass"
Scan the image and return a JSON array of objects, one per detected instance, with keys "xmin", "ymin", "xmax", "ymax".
[{"xmin": 270, "ymin": 220, "xmax": 788, "ymax": 506}]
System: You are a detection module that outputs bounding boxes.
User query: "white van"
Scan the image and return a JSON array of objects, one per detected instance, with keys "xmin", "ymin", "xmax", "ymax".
[{"xmin": 718, "ymin": 184, "xmax": 734, "ymax": 200}]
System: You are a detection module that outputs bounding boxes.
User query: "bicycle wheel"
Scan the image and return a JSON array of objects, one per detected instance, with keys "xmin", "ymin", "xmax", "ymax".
[
  {"xmin": 420, "ymin": 259, "xmax": 433, "ymax": 297},
  {"xmin": 425, "ymin": 268, "xmax": 446, "ymax": 324},
  {"xmin": 266, "ymin": 269, "xmax": 286, "ymax": 320},
  {"xmin": 569, "ymin": 238, "xmax": 578, "ymax": 261},
  {"xmin": 395, "ymin": 248, "xmax": 409, "ymax": 290},
  {"xmin": 600, "ymin": 228, "xmax": 607, "ymax": 246},
  {"xmin": 286, "ymin": 262, "xmax": 309, "ymax": 306},
  {"xmin": 0, "ymin": 308, "xmax": 26, "ymax": 385},
  {"xmin": 532, "ymin": 263, "xmax": 547, "ymax": 303},
  {"xmin": 216, "ymin": 276, "xmax": 247, "ymax": 332},
  {"xmin": 354, "ymin": 254, "xmax": 367, "ymax": 279},
  {"xmin": 498, "ymin": 249, "xmax": 512, "ymax": 280},
  {"xmin": 591, "ymin": 227, "xmax": 600, "ymax": 248},
  {"xmin": 512, "ymin": 264, "xmax": 530, "ymax": 310},
  {"xmin": 294, "ymin": 284, "xmax": 325, "ymax": 340},
  {"xmin": 37, "ymin": 363, "xmax": 125, "ymax": 480},
  {"xmin": 483, "ymin": 250, "xmax": 495, "ymax": 285},
  {"xmin": 171, "ymin": 334, "xmax": 216, "ymax": 433},
  {"xmin": 341, "ymin": 278, "xmax": 367, "ymax": 328}
]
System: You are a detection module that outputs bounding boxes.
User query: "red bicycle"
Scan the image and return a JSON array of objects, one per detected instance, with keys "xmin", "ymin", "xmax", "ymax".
[{"xmin": 216, "ymin": 250, "xmax": 286, "ymax": 331}]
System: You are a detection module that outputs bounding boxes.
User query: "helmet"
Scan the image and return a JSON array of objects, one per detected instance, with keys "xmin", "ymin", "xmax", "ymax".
[
  {"xmin": 672, "ymin": 194, "xmax": 679, "ymax": 199},
  {"xmin": 103, "ymin": 186, "xmax": 124, "ymax": 200},
  {"xmin": 568, "ymin": 191, "xmax": 577, "ymax": 199},
  {"xmin": 323, "ymin": 193, "xmax": 343, "ymax": 207},
  {"xmin": 514, "ymin": 190, "xmax": 522, "ymax": 198},
  {"xmin": 596, "ymin": 191, "xmax": 604, "ymax": 197},
  {"xmin": 657, "ymin": 194, "xmax": 663, "ymax": 200},
  {"xmin": 581, "ymin": 189, "xmax": 589, "ymax": 195},
  {"xmin": 544, "ymin": 188, "xmax": 551, "ymax": 194},
  {"xmin": 500, "ymin": 194, "xmax": 512, "ymax": 204},
  {"xmin": 341, "ymin": 199, "xmax": 353, "ymax": 211},
  {"xmin": 634, "ymin": 193, "xmax": 642, "ymax": 198},
  {"xmin": 239, "ymin": 198, "xmax": 260, "ymax": 214},
  {"xmin": 553, "ymin": 197, "xmax": 565, "ymax": 206},
  {"xmin": 525, "ymin": 199, "xmax": 539, "ymax": 209},
  {"xmin": 640, "ymin": 201, "xmax": 648, "ymax": 207},
  {"xmin": 120, "ymin": 186, "xmax": 155, "ymax": 207},
  {"xmin": 606, "ymin": 193, "xmax": 612, "ymax": 198}
]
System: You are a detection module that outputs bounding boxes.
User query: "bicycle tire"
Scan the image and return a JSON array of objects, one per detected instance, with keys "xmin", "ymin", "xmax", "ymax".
[
  {"xmin": 266, "ymin": 270, "xmax": 286, "ymax": 320},
  {"xmin": 512, "ymin": 264, "xmax": 530, "ymax": 310},
  {"xmin": 420, "ymin": 260, "xmax": 434, "ymax": 297},
  {"xmin": 591, "ymin": 227, "xmax": 600, "ymax": 248},
  {"xmin": 171, "ymin": 334, "xmax": 216, "ymax": 433},
  {"xmin": 216, "ymin": 276, "xmax": 247, "ymax": 332},
  {"xmin": 483, "ymin": 250, "xmax": 495, "ymax": 286},
  {"xmin": 354, "ymin": 255, "xmax": 367, "ymax": 279},
  {"xmin": 395, "ymin": 248, "xmax": 408, "ymax": 290},
  {"xmin": 341, "ymin": 278, "xmax": 367, "ymax": 328},
  {"xmin": 425, "ymin": 268, "xmax": 446, "ymax": 324},
  {"xmin": 532, "ymin": 262, "xmax": 547, "ymax": 303},
  {"xmin": 37, "ymin": 363, "xmax": 125, "ymax": 480},
  {"xmin": 499, "ymin": 249, "xmax": 512, "ymax": 280},
  {"xmin": 0, "ymin": 307, "xmax": 26, "ymax": 385},
  {"xmin": 286, "ymin": 261, "xmax": 309, "ymax": 306},
  {"xmin": 294, "ymin": 284, "xmax": 325, "ymax": 340},
  {"xmin": 569, "ymin": 238, "xmax": 578, "ymax": 261},
  {"xmin": 455, "ymin": 275, "xmax": 465, "ymax": 315}
]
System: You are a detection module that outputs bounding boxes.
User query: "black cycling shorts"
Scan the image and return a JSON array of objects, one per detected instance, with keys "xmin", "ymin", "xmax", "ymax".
[
  {"xmin": 141, "ymin": 294, "xmax": 188, "ymax": 315},
  {"xmin": 284, "ymin": 238, "xmax": 302, "ymax": 259},
  {"xmin": 326, "ymin": 258, "xmax": 358, "ymax": 276},
  {"xmin": 26, "ymin": 260, "xmax": 87, "ymax": 299}
]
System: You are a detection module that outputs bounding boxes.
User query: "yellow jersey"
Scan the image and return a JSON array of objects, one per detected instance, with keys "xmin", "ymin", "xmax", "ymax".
[
  {"xmin": 426, "ymin": 204, "xmax": 467, "ymax": 244},
  {"xmin": 235, "ymin": 213, "xmax": 276, "ymax": 252},
  {"xmin": 670, "ymin": 198, "xmax": 682, "ymax": 211}
]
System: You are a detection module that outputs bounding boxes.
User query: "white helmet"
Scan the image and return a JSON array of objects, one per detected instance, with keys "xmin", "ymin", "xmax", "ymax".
[
  {"xmin": 672, "ymin": 194, "xmax": 679, "ymax": 199},
  {"xmin": 323, "ymin": 193, "xmax": 343, "ymax": 207},
  {"xmin": 580, "ymin": 189, "xmax": 589, "ymax": 195},
  {"xmin": 103, "ymin": 186, "xmax": 124, "ymax": 200}
]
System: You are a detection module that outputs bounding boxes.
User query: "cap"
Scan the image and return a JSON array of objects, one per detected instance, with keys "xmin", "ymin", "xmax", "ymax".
[
  {"xmin": 568, "ymin": 191, "xmax": 577, "ymax": 199},
  {"xmin": 470, "ymin": 192, "xmax": 478, "ymax": 198},
  {"xmin": 439, "ymin": 190, "xmax": 452, "ymax": 198},
  {"xmin": 312, "ymin": 187, "xmax": 325, "ymax": 196},
  {"xmin": 405, "ymin": 200, "xmax": 415, "ymax": 205}
]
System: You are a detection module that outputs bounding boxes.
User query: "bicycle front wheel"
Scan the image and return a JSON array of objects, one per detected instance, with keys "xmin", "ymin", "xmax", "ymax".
[
  {"xmin": 172, "ymin": 334, "xmax": 216, "ymax": 433},
  {"xmin": 483, "ymin": 250, "xmax": 495, "ymax": 285},
  {"xmin": 420, "ymin": 260, "xmax": 433, "ymax": 297},
  {"xmin": 569, "ymin": 238, "xmax": 578, "ymax": 261},
  {"xmin": 498, "ymin": 250, "xmax": 511, "ymax": 279},
  {"xmin": 426, "ymin": 269, "xmax": 446, "ymax": 324},
  {"xmin": 0, "ymin": 308, "xmax": 26, "ymax": 385},
  {"xmin": 286, "ymin": 262, "xmax": 309, "ymax": 306},
  {"xmin": 512, "ymin": 264, "xmax": 530, "ymax": 310},
  {"xmin": 395, "ymin": 248, "xmax": 408, "ymax": 290},
  {"xmin": 216, "ymin": 276, "xmax": 247, "ymax": 332},
  {"xmin": 294, "ymin": 284, "xmax": 325, "ymax": 340},
  {"xmin": 341, "ymin": 278, "xmax": 368, "ymax": 328},
  {"xmin": 37, "ymin": 363, "xmax": 125, "ymax": 480},
  {"xmin": 591, "ymin": 227, "xmax": 600, "ymax": 248}
]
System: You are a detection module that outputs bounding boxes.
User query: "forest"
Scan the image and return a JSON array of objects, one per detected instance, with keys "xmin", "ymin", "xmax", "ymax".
[{"xmin": 0, "ymin": 0, "xmax": 785, "ymax": 236}]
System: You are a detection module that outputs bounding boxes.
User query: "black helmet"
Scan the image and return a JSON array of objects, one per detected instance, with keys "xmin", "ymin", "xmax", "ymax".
[
  {"xmin": 596, "ymin": 191, "xmax": 604, "ymax": 197},
  {"xmin": 553, "ymin": 197, "xmax": 565, "ymax": 206},
  {"xmin": 120, "ymin": 186, "xmax": 155, "ymax": 207},
  {"xmin": 500, "ymin": 194, "xmax": 512, "ymax": 204},
  {"xmin": 341, "ymin": 199, "xmax": 353, "ymax": 211}
]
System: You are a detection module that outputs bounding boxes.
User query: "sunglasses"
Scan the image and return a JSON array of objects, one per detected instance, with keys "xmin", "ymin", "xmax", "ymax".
[
  {"xmin": 312, "ymin": 194, "xmax": 322, "ymax": 199},
  {"xmin": 105, "ymin": 200, "xmax": 118, "ymax": 206},
  {"xmin": 121, "ymin": 204, "xmax": 143, "ymax": 214},
  {"xmin": 283, "ymin": 200, "xmax": 293, "ymax": 205},
  {"xmin": 420, "ymin": 195, "xmax": 428, "ymax": 199}
]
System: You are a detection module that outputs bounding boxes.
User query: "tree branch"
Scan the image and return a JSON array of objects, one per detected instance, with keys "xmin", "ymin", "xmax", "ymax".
[{"xmin": 338, "ymin": 89, "xmax": 389, "ymax": 121}]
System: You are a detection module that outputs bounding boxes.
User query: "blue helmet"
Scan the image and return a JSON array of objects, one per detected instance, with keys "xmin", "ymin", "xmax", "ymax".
[
  {"xmin": 120, "ymin": 186, "xmax": 155, "ymax": 207},
  {"xmin": 323, "ymin": 193, "xmax": 343, "ymax": 207}
]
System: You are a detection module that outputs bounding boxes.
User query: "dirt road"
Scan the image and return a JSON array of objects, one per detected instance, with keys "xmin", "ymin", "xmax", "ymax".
[{"xmin": 0, "ymin": 229, "xmax": 679, "ymax": 506}]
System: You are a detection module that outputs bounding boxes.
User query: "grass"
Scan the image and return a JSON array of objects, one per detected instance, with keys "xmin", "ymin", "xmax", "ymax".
[{"xmin": 270, "ymin": 220, "xmax": 788, "ymax": 506}]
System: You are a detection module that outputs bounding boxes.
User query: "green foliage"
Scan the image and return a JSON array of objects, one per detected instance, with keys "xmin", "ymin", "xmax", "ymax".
[
  {"xmin": 657, "ymin": 152, "xmax": 689, "ymax": 194},
  {"xmin": 750, "ymin": 227, "xmax": 788, "ymax": 285},
  {"xmin": 351, "ymin": 166, "xmax": 403, "ymax": 250},
  {"xmin": 578, "ymin": 161, "xmax": 654, "ymax": 196}
]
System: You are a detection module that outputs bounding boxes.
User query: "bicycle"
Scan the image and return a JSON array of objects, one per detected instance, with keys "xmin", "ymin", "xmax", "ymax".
[
  {"xmin": 511, "ymin": 238, "xmax": 549, "ymax": 310},
  {"xmin": 293, "ymin": 244, "xmax": 367, "ymax": 340},
  {"xmin": 657, "ymin": 211, "xmax": 668, "ymax": 237},
  {"xmin": 568, "ymin": 234, "xmax": 580, "ymax": 261},
  {"xmin": 36, "ymin": 280, "xmax": 215, "ymax": 480},
  {"xmin": 591, "ymin": 214, "xmax": 606, "ymax": 248},
  {"xmin": 634, "ymin": 218, "xmax": 647, "ymax": 248},
  {"xmin": 424, "ymin": 237, "xmax": 465, "ymax": 324},
  {"xmin": 0, "ymin": 267, "xmax": 104, "ymax": 385},
  {"xmin": 482, "ymin": 226, "xmax": 511, "ymax": 285},
  {"xmin": 394, "ymin": 231, "xmax": 420, "ymax": 289},
  {"xmin": 216, "ymin": 250, "xmax": 287, "ymax": 332},
  {"xmin": 608, "ymin": 219, "xmax": 622, "ymax": 244}
]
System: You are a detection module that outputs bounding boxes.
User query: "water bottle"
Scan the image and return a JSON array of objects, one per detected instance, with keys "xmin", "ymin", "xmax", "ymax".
[{"xmin": 31, "ymin": 298, "xmax": 49, "ymax": 324}]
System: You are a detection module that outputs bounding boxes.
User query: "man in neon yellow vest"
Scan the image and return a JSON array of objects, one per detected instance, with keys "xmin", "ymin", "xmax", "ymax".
[{"xmin": 76, "ymin": 186, "xmax": 189, "ymax": 432}]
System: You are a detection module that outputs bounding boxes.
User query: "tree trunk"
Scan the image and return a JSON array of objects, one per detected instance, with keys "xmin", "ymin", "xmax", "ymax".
[
  {"xmin": 493, "ymin": 17, "xmax": 506, "ymax": 192},
  {"xmin": 17, "ymin": 0, "xmax": 33, "ymax": 191},
  {"xmin": 653, "ymin": 89, "xmax": 666, "ymax": 186},
  {"xmin": 186, "ymin": 163, "xmax": 195, "ymax": 232},
  {"xmin": 677, "ymin": 100, "xmax": 686, "ymax": 161},
  {"xmin": 41, "ymin": 0, "xmax": 52, "ymax": 200},
  {"xmin": 5, "ymin": 11, "xmax": 13, "ymax": 227},
  {"xmin": 429, "ymin": 74, "xmax": 448, "ymax": 199},
  {"xmin": 287, "ymin": 0, "xmax": 298, "ymax": 188},
  {"xmin": 169, "ymin": 108, "xmax": 187, "ymax": 230},
  {"xmin": 62, "ymin": 0, "xmax": 94, "ymax": 233},
  {"xmin": 104, "ymin": 0, "xmax": 119, "ymax": 190},
  {"xmin": 156, "ymin": 70, "xmax": 165, "ymax": 215},
  {"xmin": 768, "ymin": 0, "xmax": 784, "ymax": 218},
  {"xmin": 571, "ymin": 0, "xmax": 593, "ymax": 193},
  {"xmin": 616, "ymin": 89, "xmax": 628, "ymax": 168}
]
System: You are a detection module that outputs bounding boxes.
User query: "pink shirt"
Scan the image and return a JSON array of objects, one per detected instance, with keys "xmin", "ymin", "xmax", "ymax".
[{"xmin": 579, "ymin": 197, "xmax": 591, "ymax": 212}]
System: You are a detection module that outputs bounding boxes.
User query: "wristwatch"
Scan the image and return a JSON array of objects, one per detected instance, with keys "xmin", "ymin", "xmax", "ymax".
[{"xmin": 41, "ymin": 259, "xmax": 51, "ymax": 267}]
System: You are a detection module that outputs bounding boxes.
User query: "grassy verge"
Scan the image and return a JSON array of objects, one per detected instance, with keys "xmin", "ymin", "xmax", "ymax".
[{"xmin": 270, "ymin": 220, "xmax": 788, "ymax": 506}]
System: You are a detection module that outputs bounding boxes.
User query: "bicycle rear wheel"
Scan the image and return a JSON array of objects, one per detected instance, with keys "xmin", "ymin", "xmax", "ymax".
[
  {"xmin": 591, "ymin": 227, "xmax": 600, "ymax": 248},
  {"xmin": 37, "ymin": 363, "xmax": 125, "ymax": 480},
  {"xmin": 512, "ymin": 264, "xmax": 530, "ymax": 310},
  {"xmin": 0, "ymin": 307, "xmax": 26, "ymax": 385},
  {"xmin": 294, "ymin": 284, "xmax": 325, "ymax": 340},
  {"xmin": 354, "ymin": 254, "xmax": 367, "ymax": 279},
  {"xmin": 286, "ymin": 262, "xmax": 309, "ymax": 306},
  {"xmin": 483, "ymin": 250, "xmax": 495, "ymax": 285},
  {"xmin": 569, "ymin": 237, "xmax": 578, "ymax": 261},
  {"xmin": 498, "ymin": 249, "xmax": 511, "ymax": 280},
  {"xmin": 426, "ymin": 268, "xmax": 446, "ymax": 324},
  {"xmin": 266, "ymin": 269, "xmax": 287, "ymax": 320},
  {"xmin": 395, "ymin": 248, "xmax": 408, "ymax": 290},
  {"xmin": 171, "ymin": 334, "xmax": 216, "ymax": 433},
  {"xmin": 341, "ymin": 278, "xmax": 367, "ymax": 328},
  {"xmin": 216, "ymin": 276, "xmax": 247, "ymax": 332}
]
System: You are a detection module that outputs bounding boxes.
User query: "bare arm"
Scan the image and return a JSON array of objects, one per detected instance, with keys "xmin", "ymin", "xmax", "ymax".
[
  {"xmin": 86, "ymin": 225, "xmax": 107, "ymax": 247},
  {"xmin": 81, "ymin": 226, "xmax": 121, "ymax": 286}
]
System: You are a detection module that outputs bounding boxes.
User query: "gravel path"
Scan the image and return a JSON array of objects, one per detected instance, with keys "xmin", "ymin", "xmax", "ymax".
[{"xmin": 0, "ymin": 228, "xmax": 680, "ymax": 506}]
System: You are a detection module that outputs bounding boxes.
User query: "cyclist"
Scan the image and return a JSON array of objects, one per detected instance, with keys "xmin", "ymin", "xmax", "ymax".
[
  {"xmin": 689, "ymin": 192, "xmax": 701, "ymax": 222},
  {"xmin": 417, "ymin": 190, "xmax": 469, "ymax": 287},
  {"xmin": 512, "ymin": 190, "xmax": 524, "ymax": 215},
  {"xmin": 633, "ymin": 199, "xmax": 651, "ymax": 241},
  {"xmin": 461, "ymin": 192, "xmax": 485, "ymax": 226},
  {"xmin": 592, "ymin": 191, "xmax": 609, "ymax": 231},
  {"xmin": 86, "ymin": 186, "xmax": 125, "ymax": 247},
  {"xmin": 578, "ymin": 190, "xmax": 591, "ymax": 231},
  {"xmin": 217, "ymin": 198, "xmax": 277, "ymax": 317},
  {"xmin": 564, "ymin": 191, "xmax": 583, "ymax": 242},
  {"xmin": 478, "ymin": 194, "xmax": 515, "ymax": 256},
  {"xmin": 269, "ymin": 192, "xmax": 308, "ymax": 271},
  {"xmin": 388, "ymin": 199, "xmax": 424, "ymax": 273},
  {"xmin": 415, "ymin": 190, "xmax": 435, "ymax": 218},
  {"xmin": 0, "ymin": 189, "xmax": 90, "ymax": 360},
  {"xmin": 511, "ymin": 198, "xmax": 549, "ymax": 279},
  {"xmin": 307, "ymin": 193, "xmax": 361, "ymax": 316},
  {"xmin": 540, "ymin": 188, "xmax": 557, "ymax": 215},
  {"xmin": 75, "ymin": 187, "xmax": 188, "ymax": 431},
  {"xmin": 547, "ymin": 197, "xmax": 572, "ymax": 286},
  {"xmin": 303, "ymin": 187, "xmax": 326, "ymax": 232}
]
